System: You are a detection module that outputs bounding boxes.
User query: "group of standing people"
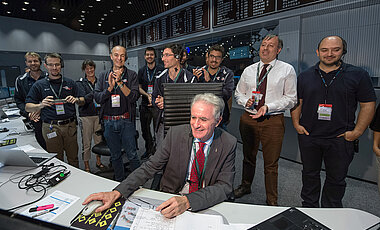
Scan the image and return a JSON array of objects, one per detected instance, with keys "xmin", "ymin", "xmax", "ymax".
[{"xmin": 14, "ymin": 34, "xmax": 378, "ymax": 212}]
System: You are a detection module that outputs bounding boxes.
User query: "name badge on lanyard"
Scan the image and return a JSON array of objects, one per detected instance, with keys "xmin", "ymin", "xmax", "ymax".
[
  {"xmin": 317, "ymin": 104, "xmax": 332, "ymax": 120},
  {"xmin": 147, "ymin": 85, "xmax": 153, "ymax": 94},
  {"xmin": 251, "ymin": 91, "xmax": 263, "ymax": 107},
  {"xmin": 55, "ymin": 102, "xmax": 65, "ymax": 115},
  {"xmin": 93, "ymin": 99, "xmax": 101, "ymax": 108},
  {"xmin": 111, "ymin": 94, "xmax": 120, "ymax": 107}
]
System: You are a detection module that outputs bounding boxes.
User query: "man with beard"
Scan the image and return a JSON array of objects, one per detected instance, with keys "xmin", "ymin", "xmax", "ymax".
[
  {"xmin": 26, "ymin": 53, "xmax": 85, "ymax": 167},
  {"xmin": 138, "ymin": 47, "xmax": 164, "ymax": 159},
  {"xmin": 193, "ymin": 44, "xmax": 234, "ymax": 130},
  {"xmin": 291, "ymin": 35, "xmax": 376, "ymax": 207},
  {"xmin": 15, "ymin": 52, "xmax": 47, "ymax": 150}
]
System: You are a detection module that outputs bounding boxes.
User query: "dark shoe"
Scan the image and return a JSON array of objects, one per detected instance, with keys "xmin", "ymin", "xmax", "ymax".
[
  {"xmin": 266, "ymin": 200, "xmax": 278, "ymax": 206},
  {"xmin": 96, "ymin": 163, "xmax": 108, "ymax": 171},
  {"xmin": 234, "ymin": 185, "xmax": 251, "ymax": 198}
]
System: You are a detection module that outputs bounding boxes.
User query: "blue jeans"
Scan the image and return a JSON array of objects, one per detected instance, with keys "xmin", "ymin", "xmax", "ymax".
[{"xmin": 104, "ymin": 119, "xmax": 141, "ymax": 181}]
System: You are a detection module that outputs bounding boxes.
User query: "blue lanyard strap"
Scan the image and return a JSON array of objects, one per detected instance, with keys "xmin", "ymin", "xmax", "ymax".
[
  {"xmin": 318, "ymin": 67, "xmax": 342, "ymax": 104},
  {"xmin": 48, "ymin": 77, "xmax": 63, "ymax": 99},
  {"xmin": 206, "ymin": 67, "xmax": 220, "ymax": 81},
  {"xmin": 256, "ymin": 62, "xmax": 274, "ymax": 89},
  {"xmin": 146, "ymin": 66, "xmax": 156, "ymax": 83}
]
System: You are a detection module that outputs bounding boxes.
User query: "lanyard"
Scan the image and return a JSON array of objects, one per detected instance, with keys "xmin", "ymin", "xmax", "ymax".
[
  {"xmin": 86, "ymin": 79, "xmax": 95, "ymax": 91},
  {"xmin": 192, "ymin": 141, "xmax": 210, "ymax": 187},
  {"xmin": 48, "ymin": 77, "xmax": 63, "ymax": 99},
  {"xmin": 256, "ymin": 61, "xmax": 275, "ymax": 89},
  {"xmin": 207, "ymin": 67, "xmax": 220, "ymax": 81},
  {"xmin": 318, "ymin": 67, "xmax": 342, "ymax": 104},
  {"xmin": 167, "ymin": 68, "xmax": 182, "ymax": 83},
  {"xmin": 146, "ymin": 66, "xmax": 156, "ymax": 83}
]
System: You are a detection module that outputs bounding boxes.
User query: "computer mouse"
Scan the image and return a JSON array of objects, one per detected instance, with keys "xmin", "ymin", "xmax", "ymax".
[{"xmin": 82, "ymin": 200, "xmax": 104, "ymax": 216}]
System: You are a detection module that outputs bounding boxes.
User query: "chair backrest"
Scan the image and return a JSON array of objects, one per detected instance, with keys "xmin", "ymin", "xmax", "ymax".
[{"xmin": 162, "ymin": 83, "xmax": 223, "ymax": 135}]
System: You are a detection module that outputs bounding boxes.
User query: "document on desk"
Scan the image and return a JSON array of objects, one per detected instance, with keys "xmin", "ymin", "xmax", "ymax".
[
  {"xmin": 130, "ymin": 207, "xmax": 223, "ymax": 230},
  {"xmin": 21, "ymin": 190, "xmax": 79, "ymax": 221}
]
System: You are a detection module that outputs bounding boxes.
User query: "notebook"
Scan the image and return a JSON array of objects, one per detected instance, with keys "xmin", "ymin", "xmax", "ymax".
[{"xmin": 0, "ymin": 148, "xmax": 56, "ymax": 167}]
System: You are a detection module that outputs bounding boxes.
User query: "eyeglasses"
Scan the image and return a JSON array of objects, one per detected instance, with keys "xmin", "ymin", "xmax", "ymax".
[
  {"xmin": 209, "ymin": 54, "xmax": 222, "ymax": 60},
  {"xmin": 46, "ymin": 63, "xmax": 61, "ymax": 67},
  {"xmin": 161, "ymin": 53, "xmax": 175, "ymax": 58}
]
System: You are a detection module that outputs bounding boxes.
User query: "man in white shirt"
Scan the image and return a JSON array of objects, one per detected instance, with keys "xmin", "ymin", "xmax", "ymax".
[{"xmin": 234, "ymin": 34, "xmax": 297, "ymax": 205}]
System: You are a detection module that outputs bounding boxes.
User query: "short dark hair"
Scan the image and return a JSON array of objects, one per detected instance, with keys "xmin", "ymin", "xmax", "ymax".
[
  {"xmin": 317, "ymin": 35, "xmax": 347, "ymax": 55},
  {"xmin": 208, "ymin": 44, "xmax": 225, "ymax": 57},
  {"xmin": 145, "ymin": 47, "xmax": 156, "ymax": 57},
  {"xmin": 44, "ymin": 53, "xmax": 63, "ymax": 65},
  {"xmin": 81, "ymin": 59, "xmax": 96, "ymax": 71},
  {"xmin": 164, "ymin": 44, "xmax": 184, "ymax": 60}
]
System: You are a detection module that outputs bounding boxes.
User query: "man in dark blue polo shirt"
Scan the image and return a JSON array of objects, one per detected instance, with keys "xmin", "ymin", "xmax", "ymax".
[
  {"xmin": 193, "ymin": 44, "xmax": 234, "ymax": 129},
  {"xmin": 94, "ymin": 45, "xmax": 141, "ymax": 182},
  {"xmin": 291, "ymin": 36, "xmax": 376, "ymax": 208},
  {"xmin": 138, "ymin": 47, "xmax": 164, "ymax": 159},
  {"xmin": 14, "ymin": 52, "xmax": 47, "ymax": 150},
  {"xmin": 25, "ymin": 53, "xmax": 85, "ymax": 167}
]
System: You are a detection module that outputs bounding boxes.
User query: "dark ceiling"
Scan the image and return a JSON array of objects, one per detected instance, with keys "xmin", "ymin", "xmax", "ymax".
[{"xmin": 0, "ymin": 0, "xmax": 191, "ymax": 35}]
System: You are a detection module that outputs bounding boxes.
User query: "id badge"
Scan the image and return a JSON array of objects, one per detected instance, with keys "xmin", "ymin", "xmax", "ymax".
[
  {"xmin": 93, "ymin": 99, "xmax": 101, "ymax": 108},
  {"xmin": 317, "ymin": 104, "xmax": 332, "ymax": 120},
  {"xmin": 111, "ymin": 94, "xmax": 120, "ymax": 108},
  {"xmin": 55, "ymin": 102, "xmax": 65, "ymax": 115},
  {"xmin": 147, "ymin": 85, "xmax": 153, "ymax": 94},
  {"xmin": 252, "ymin": 91, "xmax": 263, "ymax": 106},
  {"xmin": 47, "ymin": 131, "xmax": 57, "ymax": 139}
]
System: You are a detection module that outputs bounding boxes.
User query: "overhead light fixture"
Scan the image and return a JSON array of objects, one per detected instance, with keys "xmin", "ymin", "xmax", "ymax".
[
  {"xmin": 124, "ymin": 21, "xmax": 128, "ymax": 24},
  {"xmin": 96, "ymin": 0, "xmax": 101, "ymax": 1},
  {"xmin": 2, "ymin": 2, "xmax": 8, "ymax": 5},
  {"xmin": 110, "ymin": 9, "xmax": 114, "ymax": 12},
  {"xmin": 104, "ymin": 13, "xmax": 107, "ymax": 16},
  {"xmin": 101, "ymin": 17, "xmax": 104, "ymax": 20},
  {"xmin": 116, "ymin": 6, "xmax": 121, "ymax": 9},
  {"xmin": 80, "ymin": 14, "xmax": 84, "ymax": 17},
  {"xmin": 80, "ymin": 23, "xmax": 84, "ymax": 26},
  {"xmin": 142, "ymin": 13, "xmax": 145, "ymax": 16},
  {"xmin": 102, "ymin": 32, "xmax": 105, "ymax": 34},
  {"xmin": 88, "ymin": 5, "xmax": 93, "ymax": 8},
  {"xmin": 52, "ymin": 6, "xmax": 56, "ymax": 10},
  {"xmin": 52, "ymin": 17, "xmax": 57, "ymax": 20},
  {"xmin": 24, "ymin": 1, "xmax": 29, "ymax": 4},
  {"xmin": 81, "ymin": 10, "xmax": 86, "ymax": 13},
  {"xmin": 98, "ymin": 23, "xmax": 101, "ymax": 26},
  {"xmin": 80, "ymin": 29, "xmax": 83, "ymax": 31},
  {"xmin": 32, "ymin": 8, "xmax": 36, "ymax": 12},
  {"xmin": 60, "ymin": 8, "xmax": 65, "ymax": 12},
  {"xmin": 22, "ymin": 8, "xmax": 27, "ymax": 11},
  {"xmin": 128, "ymin": 1, "xmax": 132, "ymax": 4},
  {"xmin": 78, "ymin": 19, "xmax": 82, "ymax": 22},
  {"xmin": 112, "ymin": 27, "xmax": 116, "ymax": 30},
  {"xmin": 164, "ymin": 3, "xmax": 169, "ymax": 6},
  {"xmin": 6, "ymin": 11, "xmax": 11, "ymax": 14}
]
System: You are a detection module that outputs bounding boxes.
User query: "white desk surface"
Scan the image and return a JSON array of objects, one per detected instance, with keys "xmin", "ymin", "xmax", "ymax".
[{"xmin": 1, "ymin": 116, "xmax": 379, "ymax": 229}]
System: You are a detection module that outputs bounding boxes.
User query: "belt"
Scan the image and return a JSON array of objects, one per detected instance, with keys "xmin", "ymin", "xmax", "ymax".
[
  {"xmin": 43, "ymin": 117, "xmax": 76, "ymax": 125},
  {"xmin": 103, "ymin": 112, "xmax": 130, "ymax": 120}
]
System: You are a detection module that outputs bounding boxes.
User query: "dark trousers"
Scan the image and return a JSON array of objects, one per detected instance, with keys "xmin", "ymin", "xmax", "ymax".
[
  {"xmin": 239, "ymin": 112, "xmax": 285, "ymax": 205},
  {"xmin": 298, "ymin": 135, "xmax": 354, "ymax": 208},
  {"xmin": 140, "ymin": 105, "xmax": 159, "ymax": 155},
  {"xmin": 32, "ymin": 120, "xmax": 47, "ymax": 151}
]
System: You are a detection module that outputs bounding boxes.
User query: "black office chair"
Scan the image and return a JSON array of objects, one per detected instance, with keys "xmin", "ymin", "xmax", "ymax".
[{"xmin": 91, "ymin": 128, "xmax": 139, "ymax": 177}]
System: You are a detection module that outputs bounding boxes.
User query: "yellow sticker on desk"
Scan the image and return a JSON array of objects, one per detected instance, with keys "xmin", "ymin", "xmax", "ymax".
[{"xmin": 71, "ymin": 198, "xmax": 125, "ymax": 230}]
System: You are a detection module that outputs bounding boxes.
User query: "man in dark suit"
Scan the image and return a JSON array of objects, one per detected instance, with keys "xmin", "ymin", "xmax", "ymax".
[{"xmin": 83, "ymin": 93, "xmax": 237, "ymax": 218}]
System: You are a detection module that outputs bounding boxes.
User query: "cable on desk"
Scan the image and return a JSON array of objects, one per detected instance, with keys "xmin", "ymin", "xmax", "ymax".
[{"xmin": 5, "ymin": 163, "xmax": 68, "ymax": 212}]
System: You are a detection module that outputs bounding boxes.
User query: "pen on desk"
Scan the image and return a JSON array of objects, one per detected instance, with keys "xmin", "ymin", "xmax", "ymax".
[
  {"xmin": 32, "ymin": 207, "xmax": 59, "ymax": 218},
  {"xmin": 29, "ymin": 204, "xmax": 54, "ymax": 212},
  {"xmin": 110, "ymin": 211, "xmax": 120, "ymax": 230}
]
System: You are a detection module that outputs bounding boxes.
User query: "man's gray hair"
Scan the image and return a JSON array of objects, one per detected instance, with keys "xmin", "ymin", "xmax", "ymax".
[
  {"xmin": 191, "ymin": 93, "xmax": 224, "ymax": 121},
  {"xmin": 263, "ymin": 34, "xmax": 283, "ymax": 49}
]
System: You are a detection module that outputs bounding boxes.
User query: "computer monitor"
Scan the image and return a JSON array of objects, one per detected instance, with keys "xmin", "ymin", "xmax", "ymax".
[
  {"xmin": 0, "ymin": 87, "xmax": 10, "ymax": 100},
  {"xmin": 8, "ymin": 87, "xmax": 15, "ymax": 97}
]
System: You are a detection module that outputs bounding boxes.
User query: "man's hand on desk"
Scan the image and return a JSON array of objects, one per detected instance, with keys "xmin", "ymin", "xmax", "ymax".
[
  {"xmin": 82, "ymin": 190, "xmax": 121, "ymax": 213},
  {"xmin": 156, "ymin": 196, "xmax": 190, "ymax": 219}
]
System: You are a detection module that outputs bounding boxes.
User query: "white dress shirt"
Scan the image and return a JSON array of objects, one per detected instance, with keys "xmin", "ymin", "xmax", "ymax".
[{"xmin": 235, "ymin": 59, "xmax": 297, "ymax": 114}]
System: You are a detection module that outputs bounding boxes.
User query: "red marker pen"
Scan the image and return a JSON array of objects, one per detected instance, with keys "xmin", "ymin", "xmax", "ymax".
[{"xmin": 29, "ymin": 204, "xmax": 54, "ymax": 212}]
